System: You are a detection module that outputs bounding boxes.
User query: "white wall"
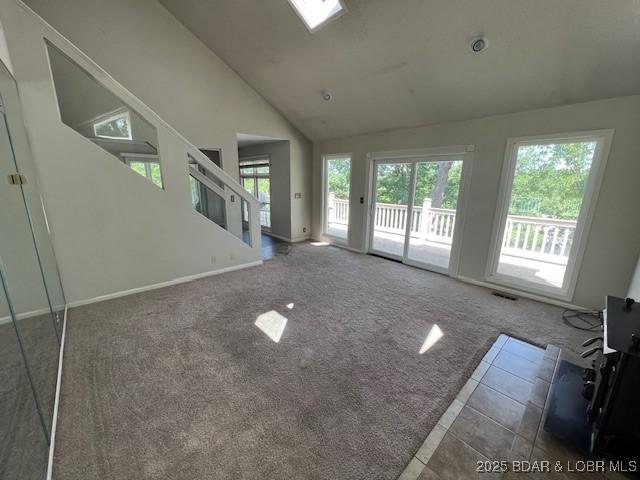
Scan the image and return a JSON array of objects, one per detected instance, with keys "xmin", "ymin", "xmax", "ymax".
[
  {"xmin": 0, "ymin": 54, "xmax": 65, "ymax": 318},
  {"xmin": 627, "ymin": 258, "xmax": 640, "ymax": 301},
  {"xmin": 0, "ymin": 0, "xmax": 311, "ymax": 304},
  {"xmin": 313, "ymin": 96, "xmax": 640, "ymax": 309},
  {"xmin": 21, "ymin": 0, "xmax": 312, "ymax": 239},
  {"xmin": 239, "ymin": 141, "xmax": 294, "ymax": 241}
]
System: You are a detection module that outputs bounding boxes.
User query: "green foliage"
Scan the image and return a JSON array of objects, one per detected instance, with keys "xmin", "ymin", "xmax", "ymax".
[
  {"xmin": 509, "ymin": 142, "xmax": 595, "ymax": 220},
  {"xmin": 129, "ymin": 161, "xmax": 163, "ymax": 187},
  {"xmin": 326, "ymin": 141, "xmax": 595, "ymax": 221},
  {"xmin": 327, "ymin": 158, "xmax": 351, "ymax": 200},
  {"xmin": 329, "ymin": 160, "xmax": 463, "ymax": 209}
]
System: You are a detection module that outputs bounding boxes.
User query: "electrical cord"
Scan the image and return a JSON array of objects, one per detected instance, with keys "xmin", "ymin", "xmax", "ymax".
[{"xmin": 562, "ymin": 309, "xmax": 603, "ymax": 331}]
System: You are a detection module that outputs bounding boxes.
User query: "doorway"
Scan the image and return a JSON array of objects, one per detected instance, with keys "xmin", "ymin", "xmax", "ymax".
[
  {"xmin": 239, "ymin": 157, "xmax": 271, "ymax": 229},
  {"xmin": 367, "ymin": 148, "xmax": 472, "ymax": 275}
]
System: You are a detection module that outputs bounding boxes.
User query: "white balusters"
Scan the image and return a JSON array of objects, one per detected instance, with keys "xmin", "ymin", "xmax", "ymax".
[{"xmin": 501, "ymin": 215, "xmax": 576, "ymax": 264}]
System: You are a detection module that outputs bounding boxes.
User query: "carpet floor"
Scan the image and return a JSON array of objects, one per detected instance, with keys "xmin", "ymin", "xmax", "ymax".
[{"xmin": 54, "ymin": 243, "xmax": 594, "ymax": 480}]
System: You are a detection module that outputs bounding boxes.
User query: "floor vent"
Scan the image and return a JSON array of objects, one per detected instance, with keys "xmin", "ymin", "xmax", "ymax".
[{"xmin": 492, "ymin": 291, "xmax": 517, "ymax": 301}]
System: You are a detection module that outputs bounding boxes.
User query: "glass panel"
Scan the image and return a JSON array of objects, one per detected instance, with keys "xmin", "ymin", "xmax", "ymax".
[
  {"xmin": 0, "ymin": 57, "xmax": 67, "ymax": 478},
  {"xmin": 0, "ymin": 270, "xmax": 50, "ymax": 480},
  {"xmin": 241, "ymin": 198, "xmax": 252, "ymax": 247},
  {"xmin": 189, "ymin": 176, "xmax": 227, "ymax": 229},
  {"xmin": 407, "ymin": 160, "xmax": 463, "ymax": 270},
  {"xmin": 257, "ymin": 177, "xmax": 271, "ymax": 228},
  {"xmin": 496, "ymin": 141, "xmax": 597, "ymax": 289},
  {"xmin": 0, "ymin": 101, "xmax": 59, "ymax": 438},
  {"xmin": 371, "ymin": 162, "xmax": 411, "ymax": 257},
  {"xmin": 242, "ymin": 177, "xmax": 255, "ymax": 195},
  {"xmin": 0, "ymin": 59, "xmax": 65, "ymax": 341},
  {"xmin": 189, "ymin": 173, "xmax": 251, "ymax": 247},
  {"xmin": 46, "ymin": 41, "xmax": 163, "ymax": 189},
  {"xmin": 324, "ymin": 156, "xmax": 351, "ymax": 240}
]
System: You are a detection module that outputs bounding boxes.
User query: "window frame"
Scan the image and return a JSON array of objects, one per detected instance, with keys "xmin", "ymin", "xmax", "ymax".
[
  {"xmin": 93, "ymin": 110, "xmax": 132, "ymax": 140},
  {"xmin": 121, "ymin": 153, "xmax": 163, "ymax": 188},
  {"xmin": 322, "ymin": 153, "xmax": 353, "ymax": 245},
  {"xmin": 288, "ymin": 0, "xmax": 347, "ymax": 32},
  {"xmin": 485, "ymin": 129, "xmax": 614, "ymax": 301}
]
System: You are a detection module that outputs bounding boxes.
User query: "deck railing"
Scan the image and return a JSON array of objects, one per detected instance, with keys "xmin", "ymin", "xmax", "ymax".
[
  {"xmin": 327, "ymin": 195, "xmax": 576, "ymax": 264},
  {"xmin": 501, "ymin": 215, "xmax": 575, "ymax": 264}
]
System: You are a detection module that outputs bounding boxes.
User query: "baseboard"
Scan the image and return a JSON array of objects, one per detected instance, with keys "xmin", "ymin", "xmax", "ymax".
[
  {"xmin": 46, "ymin": 304, "xmax": 67, "ymax": 480},
  {"xmin": 290, "ymin": 235, "xmax": 311, "ymax": 243},
  {"xmin": 0, "ymin": 305, "xmax": 65, "ymax": 325},
  {"xmin": 331, "ymin": 243, "xmax": 363, "ymax": 254},
  {"xmin": 456, "ymin": 275, "xmax": 589, "ymax": 310},
  {"xmin": 310, "ymin": 238, "xmax": 363, "ymax": 254},
  {"xmin": 266, "ymin": 232, "xmax": 310, "ymax": 243},
  {"xmin": 67, "ymin": 260, "xmax": 263, "ymax": 308}
]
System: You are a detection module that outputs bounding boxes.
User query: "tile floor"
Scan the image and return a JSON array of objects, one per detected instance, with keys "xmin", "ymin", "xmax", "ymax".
[
  {"xmin": 398, "ymin": 335, "xmax": 627, "ymax": 479},
  {"xmin": 260, "ymin": 233, "xmax": 290, "ymax": 260}
]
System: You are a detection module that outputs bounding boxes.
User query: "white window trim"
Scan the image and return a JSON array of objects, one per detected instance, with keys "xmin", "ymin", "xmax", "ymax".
[
  {"xmin": 288, "ymin": 0, "xmax": 347, "ymax": 32},
  {"xmin": 485, "ymin": 129, "xmax": 614, "ymax": 301},
  {"xmin": 93, "ymin": 110, "xmax": 132, "ymax": 140},
  {"xmin": 322, "ymin": 153, "xmax": 353, "ymax": 245}
]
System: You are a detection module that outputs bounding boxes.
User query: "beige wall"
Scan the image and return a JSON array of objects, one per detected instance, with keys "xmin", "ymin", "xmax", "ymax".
[{"xmin": 313, "ymin": 95, "xmax": 640, "ymax": 309}]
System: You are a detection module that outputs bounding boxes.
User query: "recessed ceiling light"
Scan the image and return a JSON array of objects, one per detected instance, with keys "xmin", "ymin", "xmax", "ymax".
[
  {"xmin": 470, "ymin": 36, "xmax": 489, "ymax": 53},
  {"xmin": 288, "ymin": 0, "xmax": 346, "ymax": 32},
  {"xmin": 321, "ymin": 90, "xmax": 332, "ymax": 101}
]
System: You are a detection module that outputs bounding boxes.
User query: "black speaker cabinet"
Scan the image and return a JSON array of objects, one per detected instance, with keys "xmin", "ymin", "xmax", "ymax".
[{"xmin": 584, "ymin": 296, "xmax": 640, "ymax": 460}]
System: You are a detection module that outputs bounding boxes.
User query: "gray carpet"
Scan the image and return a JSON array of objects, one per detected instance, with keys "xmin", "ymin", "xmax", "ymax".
[
  {"xmin": 54, "ymin": 243, "xmax": 594, "ymax": 480},
  {"xmin": 0, "ymin": 314, "xmax": 58, "ymax": 480}
]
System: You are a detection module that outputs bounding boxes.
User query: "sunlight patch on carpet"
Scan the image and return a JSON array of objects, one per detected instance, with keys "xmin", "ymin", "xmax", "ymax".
[
  {"xmin": 255, "ymin": 310, "xmax": 288, "ymax": 343},
  {"xmin": 420, "ymin": 324, "xmax": 443, "ymax": 353}
]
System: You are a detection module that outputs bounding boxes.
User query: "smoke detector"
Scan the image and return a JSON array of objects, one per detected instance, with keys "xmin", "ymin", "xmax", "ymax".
[
  {"xmin": 321, "ymin": 90, "xmax": 332, "ymax": 101},
  {"xmin": 469, "ymin": 36, "xmax": 489, "ymax": 53}
]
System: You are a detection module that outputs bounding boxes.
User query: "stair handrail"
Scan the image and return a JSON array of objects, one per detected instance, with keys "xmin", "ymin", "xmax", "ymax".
[
  {"xmin": 187, "ymin": 150, "xmax": 259, "ymax": 208},
  {"xmin": 26, "ymin": 3, "xmax": 256, "ymax": 208}
]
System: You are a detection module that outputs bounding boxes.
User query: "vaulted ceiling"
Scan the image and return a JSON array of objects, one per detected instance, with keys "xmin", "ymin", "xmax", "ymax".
[{"xmin": 160, "ymin": 0, "xmax": 640, "ymax": 141}]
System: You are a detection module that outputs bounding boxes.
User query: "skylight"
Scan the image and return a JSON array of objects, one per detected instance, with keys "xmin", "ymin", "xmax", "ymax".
[{"xmin": 288, "ymin": 0, "xmax": 345, "ymax": 31}]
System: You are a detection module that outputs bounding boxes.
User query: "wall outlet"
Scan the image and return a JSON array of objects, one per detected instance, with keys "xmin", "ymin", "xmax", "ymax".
[
  {"xmin": 210, "ymin": 255, "xmax": 216, "ymax": 264},
  {"xmin": 303, "ymin": 227, "xmax": 307, "ymax": 233},
  {"xmin": 230, "ymin": 252, "xmax": 235, "ymax": 260}
]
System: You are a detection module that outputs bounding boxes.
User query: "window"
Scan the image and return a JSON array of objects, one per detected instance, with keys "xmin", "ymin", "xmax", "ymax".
[
  {"xmin": 239, "ymin": 157, "xmax": 271, "ymax": 229},
  {"xmin": 46, "ymin": 41, "xmax": 163, "ymax": 189},
  {"xmin": 93, "ymin": 111, "xmax": 132, "ymax": 140},
  {"xmin": 123, "ymin": 154, "xmax": 162, "ymax": 188},
  {"xmin": 487, "ymin": 131, "xmax": 613, "ymax": 299},
  {"xmin": 288, "ymin": 0, "xmax": 345, "ymax": 31},
  {"xmin": 323, "ymin": 155, "xmax": 351, "ymax": 242}
]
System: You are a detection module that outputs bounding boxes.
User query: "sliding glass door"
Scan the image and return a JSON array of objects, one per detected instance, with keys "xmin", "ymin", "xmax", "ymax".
[
  {"xmin": 368, "ymin": 151, "xmax": 468, "ymax": 275},
  {"xmin": 407, "ymin": 160, "xmax": 464, "ymax": 270},
  {"xmin": 370, "ymin": 162, "xmax": 412, "ymax": 259},
  {"xmin": 487, "ymin": 131, "xmax": 612, "ymax": 298}
]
